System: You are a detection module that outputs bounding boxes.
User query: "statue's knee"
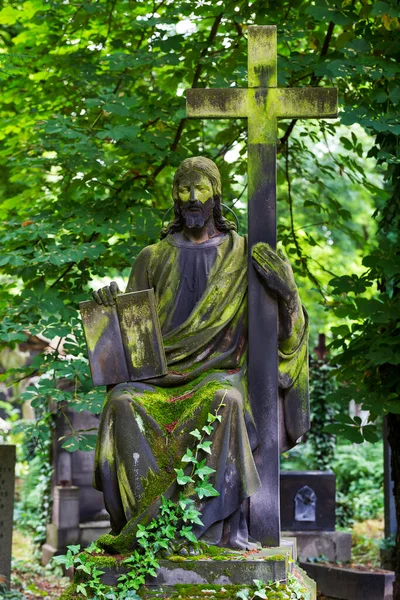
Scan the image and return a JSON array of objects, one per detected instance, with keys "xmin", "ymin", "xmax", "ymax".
[
  {"xmin": 106, "ymin": 388, "xmax": 141, "ymax": 411},
  {"xmin": 216, "ymin": 388, "xmax": 244, "ymax": 412}
]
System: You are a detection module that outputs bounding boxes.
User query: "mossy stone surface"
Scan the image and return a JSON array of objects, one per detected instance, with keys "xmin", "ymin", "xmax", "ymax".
[{"xmin": 76, "ymin": 547, "xmax": 291, "ymax": 587}]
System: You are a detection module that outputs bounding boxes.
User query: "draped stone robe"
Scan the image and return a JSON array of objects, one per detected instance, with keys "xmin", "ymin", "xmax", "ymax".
[{"xmin": 93, "ymin": 230, "xmax": 309, "ymax": 553}]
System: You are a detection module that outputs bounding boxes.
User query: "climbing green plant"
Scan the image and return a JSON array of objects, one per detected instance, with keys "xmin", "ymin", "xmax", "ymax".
[
  {"xmin": 307, "ymin": 357, "xmax": 337, "ymax": 470},
  {"xmin": 54, "ymin": 395, "xmax": 226, "ymax": 598},
  {"xmin": 235, "ymin": 573, "xmax": 312, "ymax": 600}
]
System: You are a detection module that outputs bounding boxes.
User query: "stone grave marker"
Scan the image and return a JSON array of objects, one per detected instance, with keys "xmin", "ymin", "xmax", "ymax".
[{"xmin": 0, "ymin": 445, "xmax": 16, "ymax": 589}]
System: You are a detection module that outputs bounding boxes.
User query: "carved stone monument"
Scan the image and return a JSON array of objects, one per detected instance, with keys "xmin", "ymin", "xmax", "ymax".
[
  {"xmin": 72, "ymin": 24, "xmax": 338, "ymax": 595},
  {"xmin": 0, "ymin": 445, "xmax": 16, "ymax": 589}
]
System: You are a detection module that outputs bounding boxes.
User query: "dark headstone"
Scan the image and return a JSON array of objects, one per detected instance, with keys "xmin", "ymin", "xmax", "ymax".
[
  {"xmin": 280, "ymin": 471, "xmax": 335, "ymax": 531},
  {"xmin": 384, "ymin": 417, "xmax": 397, "ymax": 538},
  {"xmin": 0, "ymin": 445, "xmax": 16, "ymax": 589}
]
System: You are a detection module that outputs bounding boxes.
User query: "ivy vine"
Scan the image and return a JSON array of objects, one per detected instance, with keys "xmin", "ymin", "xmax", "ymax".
[{"xmin": 54, "ymin": 393, "xmax": 227, "ymax": 598}]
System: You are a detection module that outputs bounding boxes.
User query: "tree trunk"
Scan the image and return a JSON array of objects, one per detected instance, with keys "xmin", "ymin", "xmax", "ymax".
[{"xmin": 387, "ymin": 413, "xmax": 400, "ymax": 599}]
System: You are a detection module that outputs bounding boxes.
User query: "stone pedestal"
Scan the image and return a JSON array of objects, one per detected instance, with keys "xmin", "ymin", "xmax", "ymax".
[
  {"xmin": 63, "ymin": 541, "xmax": 316, "ymax": 600},
  {"xmin": 0, "ymin": 445, "xmax": 16, "ymax": 589},
  {"xmin": 42, "ymin": 486, "xmax": 80, "ymax": 565},
  {"xmin": 282, "ymin": 530, "xmax": 352, "ymax": 563}
]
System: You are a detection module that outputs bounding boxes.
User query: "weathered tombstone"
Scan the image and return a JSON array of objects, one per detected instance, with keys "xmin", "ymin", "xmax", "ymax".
[
  {"xmin": 382, "ymin": 416, "xmax": 396, "ymax": 569},
  {"xmin": 0, "ymin": 445, "xmax": 16, "ymax": 589},
  {"xmin": 42, "ymin": 407, "xmax": 109, "ymax": 565},
  {"xmin": 281, "ymin": 471, "xmax": 335, "ymax": 531}
]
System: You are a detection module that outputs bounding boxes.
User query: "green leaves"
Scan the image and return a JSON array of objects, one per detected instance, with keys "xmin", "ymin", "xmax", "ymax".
[
  {"xmin": 194, "ymin": 482, "xmax": 220, "ymax": 499},
  {"xmin": 194, "ymin": 461, "xmax": 216, "ymax": 481},
  {"xmin": 174, "ymin": 468, "xmax": 194, "ymax": 486},
  {"xmin": 324, "ymin": 414, "xmax": 379, "ymax": 444},
  {"xmin": 196, "ymin": 440, "xmax": 212, "ymax": 454}
]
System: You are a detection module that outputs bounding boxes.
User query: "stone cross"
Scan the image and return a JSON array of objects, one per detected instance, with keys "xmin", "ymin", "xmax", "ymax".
[{"xmin": 187, "ymin": 25, "xmax": 338, "ymax": 545}]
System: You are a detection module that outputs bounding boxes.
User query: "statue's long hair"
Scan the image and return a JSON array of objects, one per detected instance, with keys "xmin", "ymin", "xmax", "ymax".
[{"xmin": 160, "ymin": 156, "xmax": 237, "ymax": 239}]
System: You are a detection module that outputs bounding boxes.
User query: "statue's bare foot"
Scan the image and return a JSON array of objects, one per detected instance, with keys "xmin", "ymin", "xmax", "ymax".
[{"xmin": 161, "ymin": 540, "xmax": 201, "ymax": 558}]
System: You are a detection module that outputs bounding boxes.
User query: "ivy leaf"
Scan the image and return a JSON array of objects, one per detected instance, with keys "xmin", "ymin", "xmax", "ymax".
[
  {"xmin": 181, "ymin": 449, "xmax": 196, "ymax": 463},
  {"xmin": 236, "ymin": 590, "xmax": 250, "ymax": 600},
  {"xmin": 195, "ymin": 482, "xmax": 219, "ymax": 499},
  {"xmin": 189, "ymin": 428, "xmax": 202, "ymax": 440},
  {"xmin": 201, "ymin": 424, "xmax": 213, "ymax": 435},
  {"xmin": 194, "ymin": 464, "xmax": 216, "ymax": 480},
  {"xmin": 76, "ymin": 584, "xmax": 88, "ymax": 597},
  {"xmin": 174, "ymin": 468, "xmax": 194, "ymax": 486},
  {"xmin": 196, "ymin": 441, "xmax": 212, "ymax": 454},
  {"xmin": 180, "ymin": 526, "xmax": 198, "ymax": 544}
]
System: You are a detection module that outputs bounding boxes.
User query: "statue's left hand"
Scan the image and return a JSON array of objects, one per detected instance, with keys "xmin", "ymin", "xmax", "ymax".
[
  {"xmin": 92, "ymin": 281, "xmax": 120, "ymax": 306},
  {"xmin": 251, "ymin": 242, "xmax": 298, "ymax": 309}
]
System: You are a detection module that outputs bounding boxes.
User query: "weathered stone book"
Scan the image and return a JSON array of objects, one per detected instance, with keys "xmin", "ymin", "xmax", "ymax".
[{"xmin": 80, "ymin": 289, "xmax": 167, "ymax": 386}]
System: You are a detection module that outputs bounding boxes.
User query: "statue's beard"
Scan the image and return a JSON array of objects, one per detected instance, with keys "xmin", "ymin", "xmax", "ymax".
[{"xmin": 180, "ymin": 197, "xmax": 214, "ymax": 229}]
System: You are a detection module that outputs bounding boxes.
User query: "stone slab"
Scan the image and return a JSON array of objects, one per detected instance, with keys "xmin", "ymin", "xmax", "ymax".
[
  {"xmin": 282, "ymin": 530, "xmax": 351, "ymax": 562},
  {"xmin": 301, "ymin": 562, "xmax": 394, "ymax": 600},
  {"xmin": 52, "ymin": 486, "xmax": 80, "ymax": 529},
  {"xmin": 75, "ymin": 547, "xmax": 293, "ymax": 587},
  {"xmin": 102, "ymin": 552, "xmax": 287, "ymax": 587},
  {"xmin": 79, "ymin": 520, "xmax": 111, "ymax": 547},
  {"xmin": 280, "ymin": 471, "xmax": 336, "ymax": 531},
  {"xmin": 0, "ymin": 445, "xmax": 16, "ymax": 589},
  {"xmin": 63, "ymin": 563, "xmax": 317, "ymax": 600}
]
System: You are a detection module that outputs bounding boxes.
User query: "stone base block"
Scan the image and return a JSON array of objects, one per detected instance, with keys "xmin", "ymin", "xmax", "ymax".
[
  {"xmin": 41, "ymin": 543, "xmax": 59, "ymax": 566},
  {"xmin": 301, "ymin": 562, "xmax": 394, "ymax": 600},
  {"xmin": 61, "ymin": 562, "xmax": 316, "ymax": 599},
  {"xmin": 74, "ymin": 543, "xmax": 298, "ymax": 588},
  {"xmin": 99, "ymin": 548, "xmax": 289, "ymax": 587},
  {"xmin": 79, "ymin": 520, "xmax": 110, "ymax": 547},
  {"xmin": 282, "ymin": 530, "xmax": 352, "ymax": 562}
]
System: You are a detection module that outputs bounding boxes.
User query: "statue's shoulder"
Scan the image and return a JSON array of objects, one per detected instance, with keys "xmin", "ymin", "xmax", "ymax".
[
  {"xmin": 134, "ymin": 236, "xmax": 173, "ymax": 266},
  {"xmin": 229, "ymin": 229, "xmax": 247, "ymax": 252}
]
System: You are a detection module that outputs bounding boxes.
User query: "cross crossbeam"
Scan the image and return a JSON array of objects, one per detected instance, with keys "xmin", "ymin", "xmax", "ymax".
[{"xmin": 186, "ymin": 25, "xmax": 338, "ymax": 546}]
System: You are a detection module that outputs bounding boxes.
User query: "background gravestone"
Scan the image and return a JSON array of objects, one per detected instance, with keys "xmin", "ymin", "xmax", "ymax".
[
  {"xmin": 0, "ymin": 445, "xmax": 16, "ymax": 589},
  {"xmin": 42, "ymin": 406, "xmax": 109, "ymax": 565},
  {"xmin": 281, "ymin": 471, "xmax": 335, "ymax": 531}
]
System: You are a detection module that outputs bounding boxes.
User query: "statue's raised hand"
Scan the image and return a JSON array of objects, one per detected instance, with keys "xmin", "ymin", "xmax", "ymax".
[
  {"xmin": 92, "ymin": 281, "xmax": 120, "ymax": 306},
  {"xmin": 251, "ymin": 242, "xmax": 298, "ymax": 309}
]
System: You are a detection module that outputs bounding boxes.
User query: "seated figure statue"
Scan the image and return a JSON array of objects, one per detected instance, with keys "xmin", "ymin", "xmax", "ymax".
[{"xmin": 91, "ymin": 156, "xmax": 309, "ymax": 553}]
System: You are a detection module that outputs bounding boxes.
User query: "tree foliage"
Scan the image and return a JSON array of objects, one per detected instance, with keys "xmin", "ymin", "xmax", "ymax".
[{"xmin": 0, "ymin": 0, "xmax": 398, "ymax": 469}]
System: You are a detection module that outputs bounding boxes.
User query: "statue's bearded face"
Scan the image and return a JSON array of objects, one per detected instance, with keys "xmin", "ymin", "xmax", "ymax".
[{"xmin": 177, "ymin": 171, "xmax": 215, "ymax": 229}]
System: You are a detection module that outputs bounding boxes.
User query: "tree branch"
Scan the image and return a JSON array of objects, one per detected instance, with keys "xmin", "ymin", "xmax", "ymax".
[
  {"xmin": 149, "ymin": 12, "xmax": 224, "ymax": 183},
  {"xmin": 285, "ymin": 143, "xmax": 326, "ymax": 299},
  {"xmin": 279, "ymin": 21, "xmax": 335, "ymax": 148}
]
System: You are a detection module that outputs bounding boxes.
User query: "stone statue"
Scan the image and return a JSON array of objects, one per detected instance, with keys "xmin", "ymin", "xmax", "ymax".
[{"xmin": 91, "ymin": 156, "xmax": 309, "ymax": 553}]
